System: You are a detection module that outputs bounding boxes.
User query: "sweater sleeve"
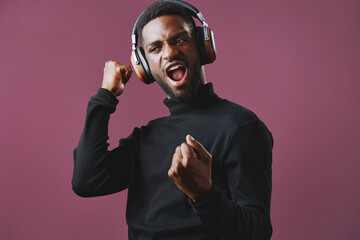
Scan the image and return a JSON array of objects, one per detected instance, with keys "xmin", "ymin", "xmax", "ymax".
[
  {"xmin": 189, "ymin": 120, "xmax": 273, "ymax": 240},
  {"xmin": 72, "ymin": 88, "xmax": 138, "ymax": 197}
]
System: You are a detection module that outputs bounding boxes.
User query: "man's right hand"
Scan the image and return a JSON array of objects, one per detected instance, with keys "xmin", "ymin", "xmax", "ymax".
[{"xmin": 102, "ymin": 60, "xmax": 133, "ymax": 96}]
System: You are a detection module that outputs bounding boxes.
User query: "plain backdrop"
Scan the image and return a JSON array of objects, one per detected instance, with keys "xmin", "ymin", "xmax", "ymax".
[{"xmin": 1, "ymin": 0, "xmax": 359, "ymax": 239}]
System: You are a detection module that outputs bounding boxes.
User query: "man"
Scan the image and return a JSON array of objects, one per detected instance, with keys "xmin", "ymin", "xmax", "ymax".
[{"xmin": 72, "ymin": 1, "xmax": 273, "ymax": 239}]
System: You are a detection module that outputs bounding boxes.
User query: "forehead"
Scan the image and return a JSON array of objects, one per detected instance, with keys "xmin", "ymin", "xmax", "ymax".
[{"xmin": 142, "ymin": 15, "xmax": 192, "ymax": 45}]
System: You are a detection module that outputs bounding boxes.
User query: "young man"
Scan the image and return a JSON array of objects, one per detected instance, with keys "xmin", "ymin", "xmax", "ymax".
[{"xmin": 72, "ymin": 1, "xmax": 273, "ymax": 239}]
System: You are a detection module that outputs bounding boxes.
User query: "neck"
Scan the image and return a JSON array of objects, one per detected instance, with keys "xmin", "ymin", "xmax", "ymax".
[{"xmin": 163, "ymin": 82, "xmax": 220, "ymax": 115}]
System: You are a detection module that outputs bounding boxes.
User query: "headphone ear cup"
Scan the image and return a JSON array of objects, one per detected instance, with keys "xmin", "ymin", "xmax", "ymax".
[
  {"xmin": 204, "ymin": 27, "xmax": 216, "ymax": 64},
  {"xmin": 130, "ymin": 48, "xmax": 155, "ymax": 84},
  {"xmin": 196, "ymin": 27, "xmax": 208, "ymax": 65},
  {"xmin": 131, "ymin": 50, "xmax": 148, "ymax": 84},
  {"xmin": 138, "ymin": 48, "xmax": 155, "ymax": 84},
  {"xmin": 196, "ymin": 26, "xmax": 217, "ymax": 65}
]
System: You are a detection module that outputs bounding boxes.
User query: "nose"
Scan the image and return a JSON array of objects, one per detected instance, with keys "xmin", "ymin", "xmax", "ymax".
[{"xmin": 162, "ymin": 43, "xmax": 179, "ymax": 61}]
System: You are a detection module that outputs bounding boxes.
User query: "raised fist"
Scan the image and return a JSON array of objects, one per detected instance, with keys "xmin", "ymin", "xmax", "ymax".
[
  {"xmin": 102, "ymin": 60, "xmax": 132, "ymax": 96},
  {"xmin": 168, "ymin": 135, "xmax": 212, "ymax": 203}
]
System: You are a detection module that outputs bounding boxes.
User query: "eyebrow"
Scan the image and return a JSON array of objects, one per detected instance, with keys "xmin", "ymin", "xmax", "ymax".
[{"xmin": 145, "ymin": 31, "xmax": 189, "ymax": 49}]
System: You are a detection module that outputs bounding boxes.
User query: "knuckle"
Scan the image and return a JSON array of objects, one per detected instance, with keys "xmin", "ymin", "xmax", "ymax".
[
  {"xmin": 182, "ymin": 158, "xmax": 189, "ymax": 168},
  {"xmin": 172, "ymin": 168, "xmax": 178, "ymax": 176},
  {"xmin": 174, "ymin": 161, "xmax": 179, "ymax": 169},
  {"xmin": 174, "ymin": 162, "xmax": 182, "ymax": 172}
]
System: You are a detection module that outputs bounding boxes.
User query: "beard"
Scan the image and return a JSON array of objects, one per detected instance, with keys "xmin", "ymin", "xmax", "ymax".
[{"xmin": 153, "ymin": 67, "xmax": 202, "ymax": 103}]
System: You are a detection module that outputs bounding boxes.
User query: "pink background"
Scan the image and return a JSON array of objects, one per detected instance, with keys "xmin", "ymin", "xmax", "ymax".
[{"xmin": 1, "ymin": 0, "xmax": 359, "ymax": 239}]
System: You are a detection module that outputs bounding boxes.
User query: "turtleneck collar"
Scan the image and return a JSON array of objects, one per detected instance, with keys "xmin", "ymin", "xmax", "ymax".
[{"xmin": 163, "ymin": 83, "xmax": 221, "ymax": 116}]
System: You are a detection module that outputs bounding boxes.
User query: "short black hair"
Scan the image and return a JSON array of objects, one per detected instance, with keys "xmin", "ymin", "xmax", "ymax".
[{"xmin": 136, "ymin": 0, "xmax": 196, "ymax": 46}]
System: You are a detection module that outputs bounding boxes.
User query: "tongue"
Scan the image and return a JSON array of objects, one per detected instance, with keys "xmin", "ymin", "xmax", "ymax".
[{"xmin": 170, "ymin": 68, "xmax": 185, "ymax": 81}]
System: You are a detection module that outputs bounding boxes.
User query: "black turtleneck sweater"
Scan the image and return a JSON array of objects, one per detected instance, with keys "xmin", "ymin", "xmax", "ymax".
[{"xmin": 72, "ymin": 83, "xmax": 273, "ymax": 240}]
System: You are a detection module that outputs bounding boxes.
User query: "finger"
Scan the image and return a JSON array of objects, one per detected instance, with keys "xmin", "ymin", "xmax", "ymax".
[
  {"xmin": 168, "ymin": 161, "xmax": 181, "ymax": 181},
  {"xmin": 116, "ymin": 64, "xmax": 132, "ymax": 84},
  {"xmin": 186, "ymin": 135, "xmax": 212, "ymax": 159},
  {"xmin": 168, "ymin": 167, "xmax": 177, "ymax": 180},
  {"xmin": 117, "ymin": 63, "xmax": 131, "ymax": 71},
  {"xmin": 104, "ymin": 60, "xmax": 111, "ymax": 69},
  {"xmin": 180, "ymin": 142, "xmax": 194, "ymax": 157},
  {"xmin": 104, "ymin": 60, "xmax": 117, "ymax": 71},
  {"xmin": 175, "ymin": 145, "xmax": 185, "ymax": 171},
  {"xmin": 180, "ymin": 142, "xmax": 197, "ymax": 167},
  {"xmin": 175, "ymin": 144, "xmax": 183, "ymax": 159},
  {"xmin": 171, "ymin": 146, "xmax": 181, "ymax": 165},
  {"xmin": 106, "ymin": 60, "xmax": 117, "ymax": 66},
  {"xmin": 169, "ymin": 146, "xmax": 181, "ymax": 179},
  {"xmin": 124, "ymin": 67, "xmax": 133, "ymax": 83},
  {"xmin": 116, "ymin": 64, "xmax": 127, "ymax": 74}
]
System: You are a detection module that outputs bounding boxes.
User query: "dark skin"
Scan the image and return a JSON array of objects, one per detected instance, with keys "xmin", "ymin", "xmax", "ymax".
[
  {"xmin": 169, "ymin": 134, "xmax": 212, "ymax": 203},
  {"xmin": 101, "ymin": 15, "xmax": 212, "ymax": 203},
  {"xmin": 142, "ymin": 15, "xmax": 206, "ymax": 100}
]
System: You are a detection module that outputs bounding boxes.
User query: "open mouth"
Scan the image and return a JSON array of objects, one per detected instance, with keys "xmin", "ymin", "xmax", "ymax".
[{"xmin": 166, "ymin": 64, "xmax": 187, "ymax": 83}]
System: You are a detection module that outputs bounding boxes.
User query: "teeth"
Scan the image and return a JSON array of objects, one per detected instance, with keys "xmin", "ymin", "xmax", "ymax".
[{"xmin": 169, "ymin": 65, "xmax": 183, "ymax": 71}]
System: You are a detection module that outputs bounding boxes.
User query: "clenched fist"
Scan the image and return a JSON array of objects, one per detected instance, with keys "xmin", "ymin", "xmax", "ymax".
[
  {"xmin": 102, "ymin": 60, "xmax": 132, "ymax": 96},
  {"xmin": 168, "ymin": 135, "xmax": 213, "ymax": 203}
]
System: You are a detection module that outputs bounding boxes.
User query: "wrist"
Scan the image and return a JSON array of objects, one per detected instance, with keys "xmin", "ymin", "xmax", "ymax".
[
  {"xmin": 101, "ymin": 86, "xmax": 122, "ymax": 97},
  {"xmin": 97, "ymin": 88, "xmax": 120, "ymax": 107},
  {"xmin": 191, "ymin": 182, "xmax": 212, "ymax": 204}
]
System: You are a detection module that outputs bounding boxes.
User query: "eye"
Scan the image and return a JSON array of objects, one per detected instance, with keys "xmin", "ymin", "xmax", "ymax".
[
  {"xmin": 176, "ymin": 38, "xmax": 186, "ymax": 44},
  {"xmin": 149, "ymin": 46, "xmax": 161, "ymax": 53}
]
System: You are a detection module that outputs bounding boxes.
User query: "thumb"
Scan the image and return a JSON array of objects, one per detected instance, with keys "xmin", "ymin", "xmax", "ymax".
[{"xmin": 186, "ymin": 135, "xmax": 212, "ymax": 159}]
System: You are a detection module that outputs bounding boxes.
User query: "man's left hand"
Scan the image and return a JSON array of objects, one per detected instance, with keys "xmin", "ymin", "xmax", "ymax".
[{"xmin": 168, "ymin": 135, "xmax": 212, "ymax": 203}]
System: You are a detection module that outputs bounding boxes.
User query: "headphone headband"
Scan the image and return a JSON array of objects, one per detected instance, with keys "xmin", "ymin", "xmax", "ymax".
[{"xmin": 131, "ymin": 0, "xmax": 209, "ymax": 55}]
